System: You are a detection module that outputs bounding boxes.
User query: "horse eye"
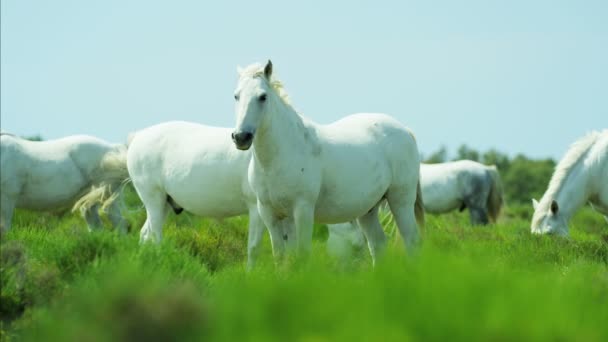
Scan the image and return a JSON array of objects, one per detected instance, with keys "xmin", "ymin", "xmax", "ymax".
[
  {"xmin": 259, "ymin": 94, "xmax": 267, "ymax": 102},
  {"xmin": 234, "ymin": 94, "xmax": 239, "ymax": 101}
]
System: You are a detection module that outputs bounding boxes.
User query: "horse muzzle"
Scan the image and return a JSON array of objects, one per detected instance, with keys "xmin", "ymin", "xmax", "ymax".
[{"xmin": 231, "ymin": 131, "xmax": 254, "ymax": 150}]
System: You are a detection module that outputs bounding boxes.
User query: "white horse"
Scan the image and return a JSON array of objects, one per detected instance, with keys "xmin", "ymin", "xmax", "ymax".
[
  {"xmin": 0, "ymin": 132, "xmax": 129, "ymax": 233},
  {"xmin": 420, "ymin": 160, "xmax": 503, "ymax": 225},
  {"xmin": 126, "ymin": 121, "xmax": 275, "ymax": 269},
  {"xmin": 531, "ymin": 130, "xmax": 608, "ymax": 236},
  {"xmin": 326, "ymin": 160, "xmax": 503, "ymax": 259},
  {"xmin": 231, "ymin": 61, "xmax": 424, "ymax": 263}
]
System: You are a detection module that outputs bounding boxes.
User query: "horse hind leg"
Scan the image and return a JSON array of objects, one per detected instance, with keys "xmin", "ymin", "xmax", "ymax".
[
  {"xmin": 83, "ymin": 204, "xmax": 104, "ymax": 232},
  {"xmin": 356, "ymin": 203, "xmax": 387, "ymax": 266},
  {"xmin": 0, "ymin": 194, "xmax": 16, "ymax": 233},
  {"xmin": 386, "ymin": 185, "xmax": 420, "ymax": 255},
  {"xmin": 136, "ymin": 188, "xmax": 170, "ymax": 244}
]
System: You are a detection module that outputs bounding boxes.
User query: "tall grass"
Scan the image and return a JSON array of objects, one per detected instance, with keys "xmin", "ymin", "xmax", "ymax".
[{"xmin": 1, "ymin": 198, "xmax": 607, "ymax": 341}]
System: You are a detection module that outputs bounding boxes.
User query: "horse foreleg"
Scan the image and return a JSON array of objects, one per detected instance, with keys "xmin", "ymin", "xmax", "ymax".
[
  {"xmin": 293, "ymin": 201, "xmax": 315, "ymax": 259},
  {"xmin": 0, "ymin": 194, "xmax": 15, "ymax": 232},
  {"xmin": 246, "ymin": 204, "xmax": 265, "ymax": 271},
  {"xmin": 468, "ymin": 206, "xmax": 489, "ymax": 225},
  {"xmin": 257, "ymin": 202, "xmax": 286, "ymax": 263},
  {"xmin": 83, "ymin": 204, "xmax": 103, "ymax": 232},
  {"xmin": 357, "ymin": 204, "xmax": 387, "ymax": 266}
]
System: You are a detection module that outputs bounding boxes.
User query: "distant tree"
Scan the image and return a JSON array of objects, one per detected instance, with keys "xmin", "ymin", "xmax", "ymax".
[
  {"xmin": 454, "ymin": 144, "xmax": 479, "ymax": 162},
  {"xmin": 424, "ymin": 145, "xmax": 448, "ymax": 164},
  {"xmin": 23, "ymin": 134, "xmax": 43, "ymax": 141},
  {"xmin": 502, "ymin": 155, "xmax": 555, "ymax": 203},
  {"xmin": 481, "ymin": 149, "xmax": 510, "ymax": 171}
]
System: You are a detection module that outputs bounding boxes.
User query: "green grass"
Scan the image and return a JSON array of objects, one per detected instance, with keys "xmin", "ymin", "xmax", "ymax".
[{"xmin": 1, "ymin": 193, "xmax": 607, "ymax": 341}]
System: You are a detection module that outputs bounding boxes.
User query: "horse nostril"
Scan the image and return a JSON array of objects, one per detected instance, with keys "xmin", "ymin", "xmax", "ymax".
[{"xmin": 231, "ymin": 132, "xmax": 236, "ymax": 140}]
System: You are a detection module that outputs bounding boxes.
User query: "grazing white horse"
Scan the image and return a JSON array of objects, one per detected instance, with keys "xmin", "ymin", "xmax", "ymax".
[
  {"xmin": 420, "ymin": 160, "xmax": 503, "ymax": 225},
  {"xmin": 126, "ymin": 121, "xmax": 273, "ymax": 268},
  {"xmin": 531, "ymin": 130, "xmax": 608, "ymax": 236},
  {"xmin": 231, "ymin": 61, "xmax": 424, "ymax": 263},
  {"xmin": 0, "ymin": 132, "xmax": 129, "ymax": 233},
  {"xmin": 326, "ymin": 160, "xmax": 503, "ymax": 259}
]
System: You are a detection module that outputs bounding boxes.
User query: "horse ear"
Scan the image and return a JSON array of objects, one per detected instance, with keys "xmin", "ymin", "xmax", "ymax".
[
  {"xmin": 532, "ymin": 199, "xmax": 539, "ymax": 210},
  {"xmin": 551, "ymin": 200, "xmax": 559, "ymax": 214},
  {"xmin": 264, "ymin": 60, "xmax": 273, "ymax": 79}
]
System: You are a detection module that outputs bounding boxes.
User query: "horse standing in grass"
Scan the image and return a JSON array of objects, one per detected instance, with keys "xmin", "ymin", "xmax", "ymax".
[
  {"xmin": 420, "ymin": 160, "xmax": 503, "ymax": 225},
  {"xmin": 326, "ymin": 160, "xmax": 503, "ymax": 259},
  {"xmin": 231, "ymin": 61, "xmax": 424, "ymax": 264},
  {"xmin": 126, "ymin": 121, "xmax": 273, "ymax": 269},
  {"xmin": 531, "ymin": 130, "xmax": 608, "ymax": 236},
  {"xmin": 0, "ymin": 133, "xmax": 129, "ymax": 233}
]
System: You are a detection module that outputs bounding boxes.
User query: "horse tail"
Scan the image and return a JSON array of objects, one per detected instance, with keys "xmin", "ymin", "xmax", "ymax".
[
  {"xmin": 485, "ymin": 165, "xmax": 504, "ymax": 223},
  {"xmin": 72, "ymin": 146, "xmax": 130, "ymax": 214},
  {"xmin": 414, "ymin": 180, "xmax": 425, "ymax": 227}
]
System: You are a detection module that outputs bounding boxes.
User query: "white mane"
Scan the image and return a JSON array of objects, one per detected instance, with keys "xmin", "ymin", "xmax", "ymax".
[
  {"xmin": 238, "ymin": 63, "xmax": 292, "ymax": 105},
  {"xmin": 544, "ymin": 131, "xmax": 602, "ymax": 199}
]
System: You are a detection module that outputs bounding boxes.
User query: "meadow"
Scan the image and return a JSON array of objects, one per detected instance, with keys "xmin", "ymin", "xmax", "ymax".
[{"xmin": 1, "ymin": 187, "xmax": 607, "ymax": 341}]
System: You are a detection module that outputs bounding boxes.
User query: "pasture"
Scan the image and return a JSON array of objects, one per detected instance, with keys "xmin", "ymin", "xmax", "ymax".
[{"xmin": 1, "ymin": 187, "xmax": 607, "ymax": 341}]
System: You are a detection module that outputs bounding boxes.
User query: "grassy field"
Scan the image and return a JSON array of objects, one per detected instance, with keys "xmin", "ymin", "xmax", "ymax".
[{"xmin": 1, "ymin": 189, "xmax": 607, "ymax": 341}]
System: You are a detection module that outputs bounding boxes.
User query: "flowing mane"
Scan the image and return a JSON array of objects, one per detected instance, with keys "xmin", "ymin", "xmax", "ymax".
[
  {"xmin": 544, "ymin": 131, "xmax": 602, "ymax": 199},
  {"xmin": 238, "ymin": 63, "xmax": 292, "ymax": 105}
]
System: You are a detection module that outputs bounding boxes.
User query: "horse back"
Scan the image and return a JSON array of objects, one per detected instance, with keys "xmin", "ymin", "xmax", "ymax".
[{"xmin": 1, "ymin": 135, "xmax": 117, "ymax": 210}]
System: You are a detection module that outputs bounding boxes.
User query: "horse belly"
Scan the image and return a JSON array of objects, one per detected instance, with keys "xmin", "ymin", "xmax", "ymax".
[
  {"xmin": 314, "ymin": 180, "xmax": 390, "ymax": 224},
  {"xmin": 163, "ymin": 170, "xmax": 248, "ymax": 218},
  {"xmin": 422, "ymin": 194, "xmax": 461, "ymax": 213},
  {"xmin": 420, "ymin": 168, "xmax": 463, "ymax": 213},
  {"xmin": 17, "ymin": 168, "xmax": 86, "ymax": 211},
  {"xmin": 313, "ymin": 146, "xmax": 393, "ymax": 223}
]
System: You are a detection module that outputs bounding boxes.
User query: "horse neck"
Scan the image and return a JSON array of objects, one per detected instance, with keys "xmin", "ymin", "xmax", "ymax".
[
  {"xmin": 252, "ymin": 98, "xmax": 311, "ymax": 169},
  {"xmin": 545, "ymin": 158, "xmax": 592, "ymax": 220}
]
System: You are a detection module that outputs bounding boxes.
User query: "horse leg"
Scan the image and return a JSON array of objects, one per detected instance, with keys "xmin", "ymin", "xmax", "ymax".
[
  {"xmin": 83, "ymin": 204, "xmax": 103, "ymax": 232},
  {"xmin": 137, "ymin": 189, "xmax": 169, "ymax": 244},
  {"xmin": 257, "ymin": 202, "xmax": 286, "ymax": 262},
  {"xmin": 327, "ymin": 222, "xmax": 366, "ymax": 260},
  {"xmin": 246, "ymin": 204, "xmax": 265, "ymax": 270},
  {"xmin": 293, "ymin": 201, "xmax": 315, "ymax": 259},
  {"xmin": 356, "ymin": 204, "xmax": 387, "ymax": 266},
  {"xmin": 464, "ymin": 183, "xmax": 490, "ymax": 225},
  {"xmin": 0, "ymin": 194, "xmax": 15, "ymax": 232},
  {"xmin": 468, "ymin": 206, "xmax": 489, "ymax": 225},
  {"xmin": 464, "ymin": 193, "xmax": 489, "ymax": 225},
  {"xmin": 386, "ymin": 185, "xmax": 420, "ymax": 254},
  {"xmin": 106, "ymin": 198, "xmax": 129, "ymax": 234}
]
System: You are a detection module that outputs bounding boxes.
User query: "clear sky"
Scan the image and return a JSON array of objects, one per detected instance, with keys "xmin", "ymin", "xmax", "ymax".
[{"xmin": 1, "ymin": 0, "xmax": 606, "ymax": 160}]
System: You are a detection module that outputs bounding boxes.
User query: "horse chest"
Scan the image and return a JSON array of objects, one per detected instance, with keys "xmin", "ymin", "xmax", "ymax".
[{"xmin": 251, "ymin": 164, "xmax": 319, "ymax": 213}]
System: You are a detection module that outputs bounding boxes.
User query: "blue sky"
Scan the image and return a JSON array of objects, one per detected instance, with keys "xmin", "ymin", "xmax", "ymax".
[{"xmin": 1, "ymin": 0, "xmax": 606, "ymax": 159}]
